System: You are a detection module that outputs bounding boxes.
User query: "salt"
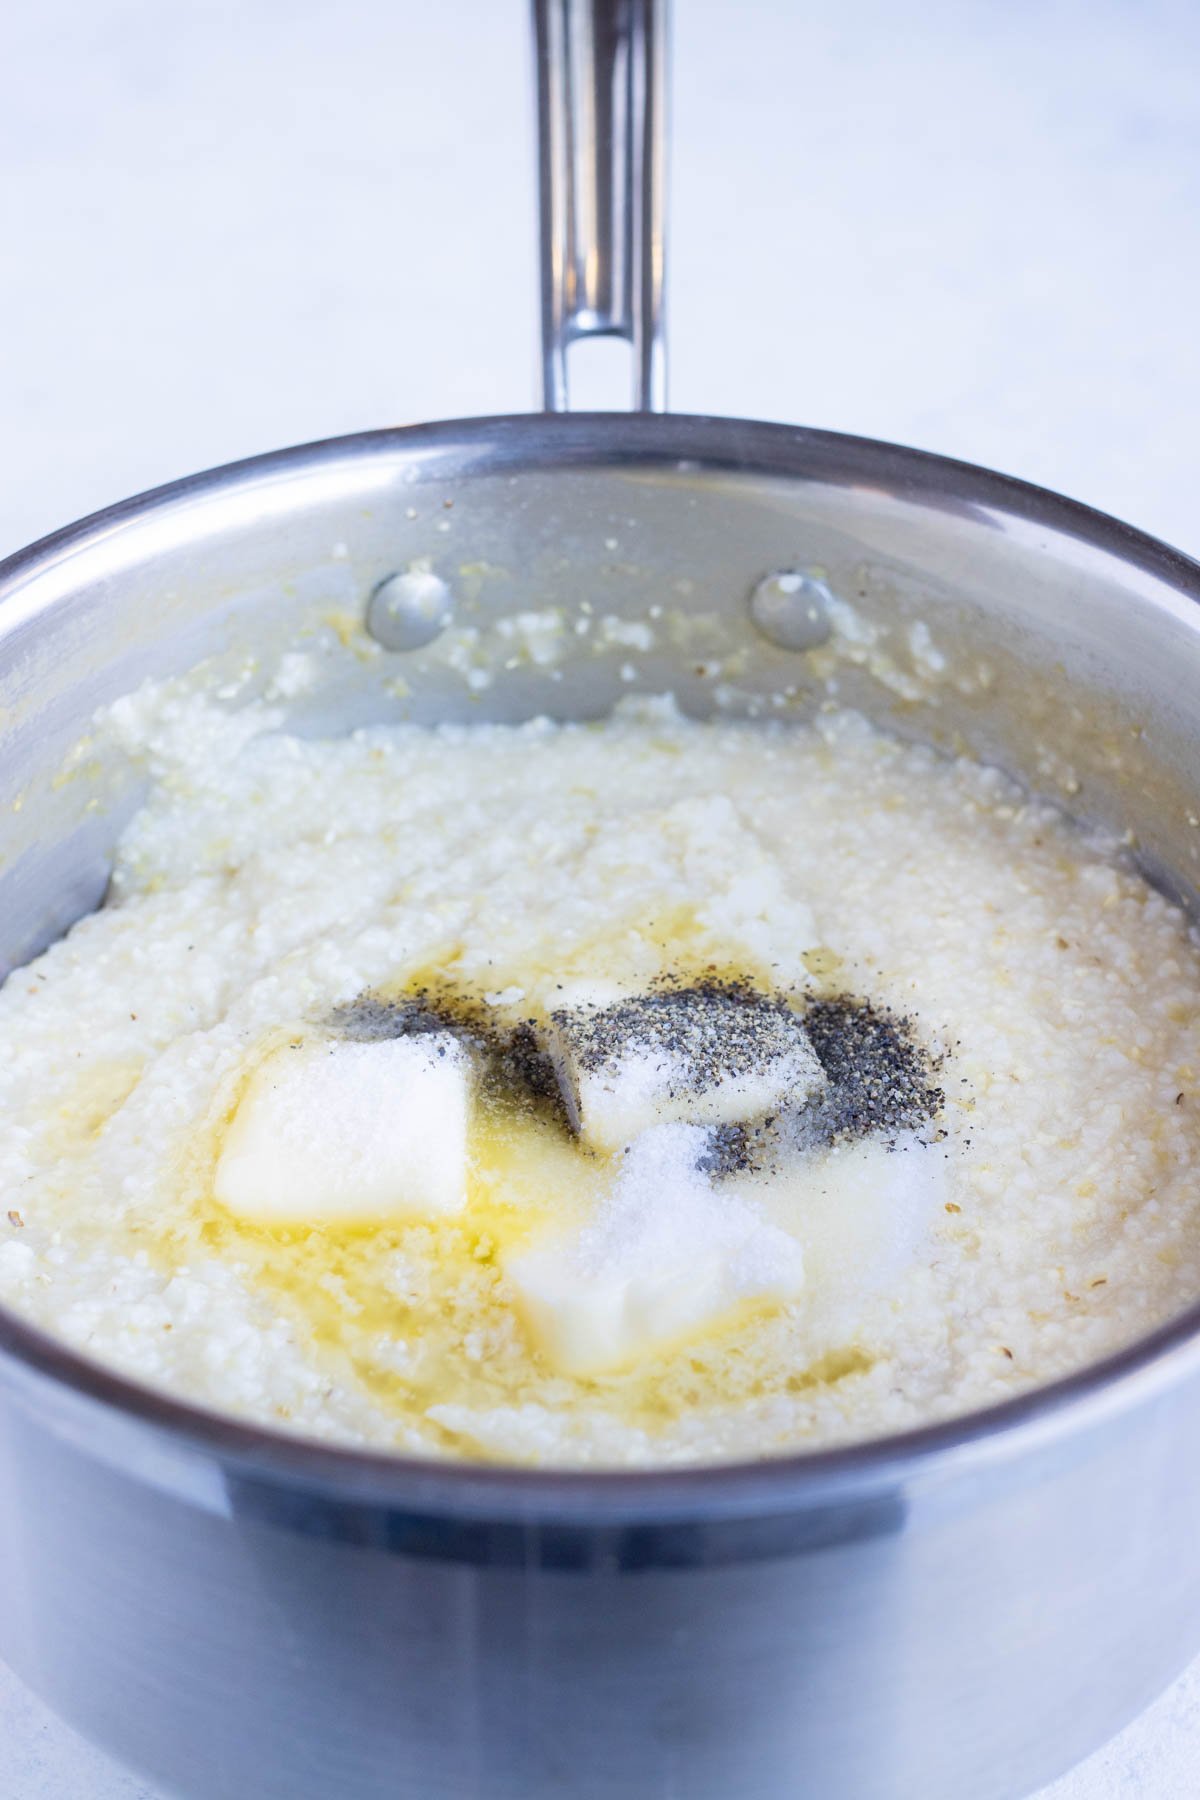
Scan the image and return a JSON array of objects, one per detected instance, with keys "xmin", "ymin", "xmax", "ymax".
[{"xmin": 506, "ymin": 1122, "xmax": 806, "ymax": 1374}]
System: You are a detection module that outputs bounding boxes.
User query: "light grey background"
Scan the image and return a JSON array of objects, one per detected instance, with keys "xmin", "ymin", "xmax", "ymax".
[{"xmin": 2, "ymin": 1, "xmax": 1200, "ymax": 1794}]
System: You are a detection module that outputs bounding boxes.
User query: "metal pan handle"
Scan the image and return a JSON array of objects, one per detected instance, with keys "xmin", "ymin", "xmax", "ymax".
[{"xmin": 533, "ymin": 0, "xmax": 668, "ymax": 412}]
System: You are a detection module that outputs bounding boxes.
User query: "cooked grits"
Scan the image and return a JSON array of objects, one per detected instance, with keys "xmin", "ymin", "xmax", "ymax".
[{"xmin": 0, "ymin": 685, "xmax": 1198, "ymax": 1467}]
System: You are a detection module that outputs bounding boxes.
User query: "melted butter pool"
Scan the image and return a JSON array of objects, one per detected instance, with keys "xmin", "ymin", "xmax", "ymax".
[{"xmin": 191, "ymin": 1051, "xmax": 872, "ymax": 1458}]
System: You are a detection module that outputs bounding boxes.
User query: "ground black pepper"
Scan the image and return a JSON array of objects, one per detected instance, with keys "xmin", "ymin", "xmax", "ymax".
[
  {"xmin": 331, "ymin": 977, "xmax": 947, "ymax": 1166},
  {"xmin": 548, "ymin": 980, "xmax": 821, "ymax": 1103},
  {"xmin": 801, "ymin": 996, "xmax": 945, "ymax": 1149}
]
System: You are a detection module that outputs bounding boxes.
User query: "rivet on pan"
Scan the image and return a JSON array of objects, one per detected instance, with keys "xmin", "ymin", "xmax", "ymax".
[
  {"xmin": 366, "ymin": 568, "xmax": 452, "ymax": 651},
  {"xmin": 748, "ymin": 570, "xmax": 833, "ymax": 651}
]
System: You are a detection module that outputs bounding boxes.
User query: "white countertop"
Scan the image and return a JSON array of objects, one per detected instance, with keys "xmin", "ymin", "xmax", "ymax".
[{"xmin": 1, "ymin": 0, "xmax": 1199, "ymax": 1793}]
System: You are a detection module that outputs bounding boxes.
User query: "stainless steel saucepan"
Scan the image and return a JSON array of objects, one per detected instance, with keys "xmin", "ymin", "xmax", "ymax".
[{"xmin": 2, "ymin": 5, "xmax": 1199, "ymax": 1796}]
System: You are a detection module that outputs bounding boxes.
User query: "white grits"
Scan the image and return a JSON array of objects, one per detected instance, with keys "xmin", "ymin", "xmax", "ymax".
[{"xmin": 1, "ymin": 685, "xmax": 1199, "ymax": 1467}]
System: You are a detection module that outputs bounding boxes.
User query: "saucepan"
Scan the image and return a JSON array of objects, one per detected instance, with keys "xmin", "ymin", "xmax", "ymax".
[{"xmin": 1, "ymin": 4, "xmax": 1199, "ymax": 1796}]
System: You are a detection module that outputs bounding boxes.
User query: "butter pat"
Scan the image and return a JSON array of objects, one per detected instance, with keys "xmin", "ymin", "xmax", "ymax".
[
  {"xmin": 506, "ymin": 1122, "xmax": 805, "ymax": 1374},
  {"xmin": 545, "ymin": 986, "xmax": 825, "ymax": 1153},
  {"xmin": 214, "ymin": 1035, "xmax": 468, "ymax": 1224}
]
